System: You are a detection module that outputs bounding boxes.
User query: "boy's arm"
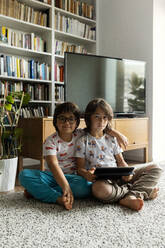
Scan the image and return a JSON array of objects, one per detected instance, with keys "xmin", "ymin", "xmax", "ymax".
[
  {"xmin": 45, "ymin": 155, "xmax": 73, "ymax": 206},
  {"xmin": 115, "ymin": 153, "xmax": 133, "ymax": 182},
  {"xmin": 76, "ymin": 157, "xmax": 96, "ymax": 182},
  {"xmin": 108, "ymin": 128, "xmax": 128, "ymax": 149},
  {"xmin": 115, "ymin": 153, "xmax": 128, "ymax": 167}
]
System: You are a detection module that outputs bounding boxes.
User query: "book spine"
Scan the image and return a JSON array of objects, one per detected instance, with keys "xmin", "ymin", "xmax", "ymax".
[{"xmin": 30, "ymin": 59, "xmax": 34, "ymax": 79}]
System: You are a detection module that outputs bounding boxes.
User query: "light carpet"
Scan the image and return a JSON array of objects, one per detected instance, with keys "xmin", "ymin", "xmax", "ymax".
[{"xmin": 0, "ymin": 167, "xmax": 165, "ymax": 248}]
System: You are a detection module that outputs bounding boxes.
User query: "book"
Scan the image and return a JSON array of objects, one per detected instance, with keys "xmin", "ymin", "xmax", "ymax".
[{"xmin": 29, "ymin": 59, "xmax": 35, "ymax": 79}]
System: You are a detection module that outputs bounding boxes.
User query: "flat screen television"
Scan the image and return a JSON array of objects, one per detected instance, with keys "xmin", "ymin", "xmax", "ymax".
[{"xmin": 64, "ymin": 52, "xmax": 146, "ymax": 117}]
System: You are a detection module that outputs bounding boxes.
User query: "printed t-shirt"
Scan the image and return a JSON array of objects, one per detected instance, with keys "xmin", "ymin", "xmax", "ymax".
[
  {"xmin": 75, "ymin": 133, "xmax": 122, "ymax": 169},
  {"xmin": 43, "ymin": 129, "xmax": 84, "ymax": 174}
]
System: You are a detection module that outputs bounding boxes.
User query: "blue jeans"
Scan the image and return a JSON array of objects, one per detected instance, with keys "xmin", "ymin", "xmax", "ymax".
[{"xmin": 19, "ymin": 169, "xmax": 92, "ymax": 203}]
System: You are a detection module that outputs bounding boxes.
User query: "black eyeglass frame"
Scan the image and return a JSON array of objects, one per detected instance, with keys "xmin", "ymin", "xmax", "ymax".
[{"xmin": 57, "ymin": 116, "xmax": 77, "ymax": 124}]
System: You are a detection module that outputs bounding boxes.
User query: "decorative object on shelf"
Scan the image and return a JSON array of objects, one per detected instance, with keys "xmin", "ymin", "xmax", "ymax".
[{"xmin": 0, "ymin": 82, "xmax": 30, "ymax": 192}]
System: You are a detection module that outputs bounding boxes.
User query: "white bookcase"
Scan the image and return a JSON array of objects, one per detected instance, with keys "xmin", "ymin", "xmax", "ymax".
[{"xmin": 0, "ymin": 0, "xmax": 96, "ymax": 116}]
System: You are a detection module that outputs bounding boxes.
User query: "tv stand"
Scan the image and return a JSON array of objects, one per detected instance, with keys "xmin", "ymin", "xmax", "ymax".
[{"xmin": 18, "ymin": 117, "xmax": 149, "ymax": 172}]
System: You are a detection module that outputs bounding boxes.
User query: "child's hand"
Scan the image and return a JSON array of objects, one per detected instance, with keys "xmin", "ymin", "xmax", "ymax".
[
  {"xmin": 122, "ymin": 174, "xmax": 133, "ymax": 182},
  {"xmin": 85, "ymin": 168, "xmax": 96, "ymax": 182},
  {"xmin": 62, "ymin": 187, "xmax": 74, "ymax": 210}
]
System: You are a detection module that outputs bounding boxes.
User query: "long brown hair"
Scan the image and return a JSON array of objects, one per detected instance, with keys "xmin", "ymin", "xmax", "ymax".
[{"xmin": 84, "ymin": 98, "xmax": 113, "ymax": 132}]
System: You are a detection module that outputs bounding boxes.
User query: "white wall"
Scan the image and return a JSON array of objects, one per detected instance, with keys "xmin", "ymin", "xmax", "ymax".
[
  {"xmin": 97, "ymin": 0, "xmax": 154, "ymax": 161},
  {"xmin": 153, "ymin": 0, "xmax": 165, "ymax": 161}
]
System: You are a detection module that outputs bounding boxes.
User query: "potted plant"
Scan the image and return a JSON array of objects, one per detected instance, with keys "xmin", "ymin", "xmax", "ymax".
[{"xmin": 0, "ymin": 83, "xmax": 30, "ymax": 192}]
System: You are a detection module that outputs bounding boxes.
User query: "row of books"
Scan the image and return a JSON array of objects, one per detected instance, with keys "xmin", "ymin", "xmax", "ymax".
[
  {"xmin": 55, "ymin": 63, "xmax": 64, "ymax": 82},
  {"xmin": 0, "ymin": 0, "xmax": 49, "ymax": 27},
  {"xmin": 0, "ymin": 81, "xmax": 49, "ymax": 101},
  {"xmin": 55, "ymin": 40, "xmax": 87, "ymax": 56},
  {"xmin": 0, "ymin": 54, "xmax": 51, "ymax": 80},
  {"xmin": 0, "ymin": 80, "xmax": 22, "ymax": 96},
  {"xmin": 55, "ymin": 85, "xmax": 64, "ymax": 102},
  {"xmin": 0, "ymin": 80, "xmax": 21, "ymax": 96},
  {"xmin": 0, "ymin": 26, "xmax": 47, "ymax": 52},
  {"xmin": 2, "ymin": 106, "xmax": 49, "ymax": 124},
  {"xmin": 20, "ymin": 106, "xmax": 50, "ymax": 118},
  {"xmin": 55, "ymin": 0, "xmax": 95, "ymax": 20},
  {"xmin": 23, "ymin": 83, "xmax": 49, "ymax": 101},
  {"xmin": 55, "ymin": 13, "xmax": 96, "ymax": 40}
]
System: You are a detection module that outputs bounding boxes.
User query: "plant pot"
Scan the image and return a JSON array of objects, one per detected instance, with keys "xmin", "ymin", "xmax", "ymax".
[{"xmin": 0, "ymin": 157, "xmax": 18, "ymax": 192}]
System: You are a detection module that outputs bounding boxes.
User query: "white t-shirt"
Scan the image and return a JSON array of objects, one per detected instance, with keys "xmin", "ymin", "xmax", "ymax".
[
  {"xmin": 75, "ymin": 133, "xmax": 123, "ymax": 169},
  {"xmin": 43, "ymin": 129, "xmax": 84, "ymax": 174}
]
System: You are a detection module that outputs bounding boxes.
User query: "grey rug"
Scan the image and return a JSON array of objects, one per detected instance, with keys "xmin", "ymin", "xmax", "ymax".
[{"xmin": 0, "ymin": 168, "xmax": 165, "ymax": 248}]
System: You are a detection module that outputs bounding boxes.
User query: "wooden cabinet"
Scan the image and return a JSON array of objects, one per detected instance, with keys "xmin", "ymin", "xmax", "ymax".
[
  {"xmin": 18, "ymin": 117, "xmax": 148, "ymax": 172},
  {"xmin": 114, "ymin": 118, "xmax": 148, "ymax": 162},
  {"xmin": 114, "ymin": 118, "xmax": 148, "ymax": 147},
  {"xmin": 18, "ymin": 118, "xmax": 55, "ymax": 171}
]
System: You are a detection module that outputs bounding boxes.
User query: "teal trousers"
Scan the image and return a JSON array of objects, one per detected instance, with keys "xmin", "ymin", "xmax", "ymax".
[{"xmin": 19, "ymin": 169, "xmax": 92, "ymax": 203}]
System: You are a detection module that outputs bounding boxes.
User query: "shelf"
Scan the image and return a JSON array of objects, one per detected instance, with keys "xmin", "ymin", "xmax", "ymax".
[
  {"xmin": 55, "ymin": 101, "xmax": 64, "ymax": 104},
  {"xmin": 0, "ymin": 15, "xmax": 52, "ymax": 34},
  {"xmin": 20, "ymin": 0, "xmax": 51, "ymax": 10},
  {"xmin": 0, "ymin": 44, "xmax": 51, "ymax": 59},
  {"xmin": 55, "ymin": 55, "xmax": 64, "ymax": 62},
  {"xmin": 0, "ymin": 0, "xmax": 96, "ymax": 116},
  {"xmin": 55, "ymin": 30, "xmax": 96, "ymax": 45},
  {"xmin": 55, "ymin": 7, "xmax": 96, "ymax": 25},
  {"xmin": 0, "ymin": 75, "xmax": 51, "ymax": 83},
  {"xmin": 29, "ymin": 100, "xmax": 52, "ymax": 103},
  {"xmin": 55, "ymin": 81, "xmax": 64, "ymax": 85}
]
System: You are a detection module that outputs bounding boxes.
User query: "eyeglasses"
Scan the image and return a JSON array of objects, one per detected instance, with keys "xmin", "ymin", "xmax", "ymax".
[{"xmin": 57, "ymin": 116, "xmax": 76, "ymax": 124}]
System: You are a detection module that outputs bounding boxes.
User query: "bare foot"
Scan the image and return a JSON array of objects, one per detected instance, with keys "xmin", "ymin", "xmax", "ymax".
[
  {"xmin": 56, "ymin": 196, "xmax": 72, "ymax": 210},
  {"xmin": 119, "ymin": 196, "xmax": 144, "ymax": 211},
  {"xmin": 149, "ymin": 188, "xmax": 159, "ymax": 200}
]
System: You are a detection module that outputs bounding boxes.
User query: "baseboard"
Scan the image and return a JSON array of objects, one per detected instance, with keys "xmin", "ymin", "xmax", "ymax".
[{"xmin": 23, "ymin": 158, "xmax": 40, "ymax": 167}]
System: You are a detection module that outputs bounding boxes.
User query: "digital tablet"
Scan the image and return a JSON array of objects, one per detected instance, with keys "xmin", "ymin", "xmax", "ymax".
[{"xmin": 94, "ymin": 167, "xmax": 134, "ymax": 180}]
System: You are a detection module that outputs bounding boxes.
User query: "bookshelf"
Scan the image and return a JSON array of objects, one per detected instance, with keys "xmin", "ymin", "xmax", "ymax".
[{"xmin": 0, "ymin": 0, "xmax": 96, "ymax": 116}]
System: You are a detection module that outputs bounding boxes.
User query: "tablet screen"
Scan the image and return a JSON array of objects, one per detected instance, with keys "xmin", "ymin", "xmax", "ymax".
[{"xmin": 94, "ymin": 167, "xmax": 134, "ymax": 179}]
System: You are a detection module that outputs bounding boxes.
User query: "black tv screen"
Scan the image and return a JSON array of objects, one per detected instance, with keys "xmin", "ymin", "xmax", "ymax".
[{"xmin": 64, "ymin": 52, "xmax": 146, "ymax": 117}]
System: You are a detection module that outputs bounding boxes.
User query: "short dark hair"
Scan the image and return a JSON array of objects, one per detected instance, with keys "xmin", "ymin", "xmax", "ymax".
[
  {"xmin": 53, "ymin": 102, "xmax": 81, "ymax": 131},
  {"xmin": 84, "ymin": 98, "xmax": 113, "ymax": 132}
]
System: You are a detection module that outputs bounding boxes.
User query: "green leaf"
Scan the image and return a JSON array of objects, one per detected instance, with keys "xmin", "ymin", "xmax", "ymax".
[
  {"xmin": 4, "ymin": 103, "xmax": 12, "ymax": 111},
  {"xmin": 23, "ymin": 94, "xmax": 31, "ymax": 105},
  {"xmin": 6, "ymin": 95, "xmax": 14, "ymax": 104}
]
